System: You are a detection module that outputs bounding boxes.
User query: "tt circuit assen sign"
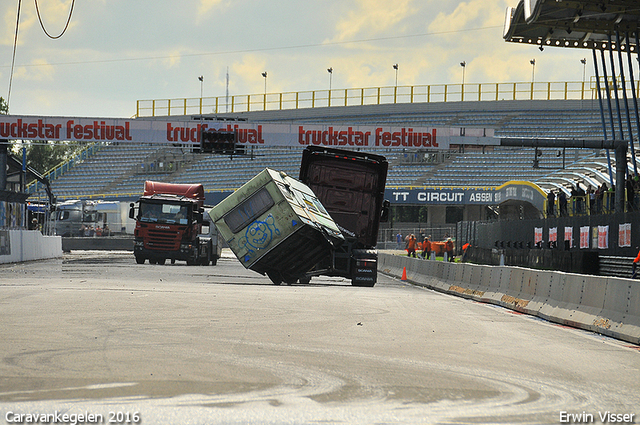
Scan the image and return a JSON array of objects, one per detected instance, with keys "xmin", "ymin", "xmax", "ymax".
[
  {"xmin": 0, "ymin": 115, "xmax": 496, "ymax": 150},
  {"xmin": 385, "ymin": 181, "xmax": 547, "ymax": 210}
]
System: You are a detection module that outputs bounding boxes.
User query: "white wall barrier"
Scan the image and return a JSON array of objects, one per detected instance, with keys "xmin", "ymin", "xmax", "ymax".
[
  {"xmin": 378, "ymin": 253, "xmax": 640, "ymax": 345},
  {"xmin": 0, "ymin": 230, "xmax": 63, "ymax": 264}
]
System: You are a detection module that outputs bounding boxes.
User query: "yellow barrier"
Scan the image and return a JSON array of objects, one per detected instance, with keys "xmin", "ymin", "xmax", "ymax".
[{"xmin": 136, "ymin": 78, "xmax": 640, "ymax": 117}]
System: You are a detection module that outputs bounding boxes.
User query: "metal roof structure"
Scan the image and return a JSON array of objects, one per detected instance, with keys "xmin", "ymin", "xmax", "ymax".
[
  {"xmin": 504, "ymin": 0, "xmax": 640, "ymax": 51},
  {"xmin": 504, "ymin": 0, "xmax": 640, "ymax": 213}
]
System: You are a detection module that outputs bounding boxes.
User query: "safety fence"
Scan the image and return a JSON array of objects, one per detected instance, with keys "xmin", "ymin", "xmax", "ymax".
[
  {"xmin": 377, "ymin": 225, "xmax": 456, "ymax": 250},
  {"xmin": 135, "ymin": 79, "xmax": 626, "ymax": 117}
]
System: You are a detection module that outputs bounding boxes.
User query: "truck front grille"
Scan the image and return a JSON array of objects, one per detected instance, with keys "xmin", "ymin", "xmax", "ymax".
[{"xmin": 146, "ymin": 229, "xmax": 181, "ymax": 250}]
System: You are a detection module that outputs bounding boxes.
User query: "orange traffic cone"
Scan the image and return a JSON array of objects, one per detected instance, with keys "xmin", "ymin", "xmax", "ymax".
[{"xmin": 401, "ymin": 267, "xmax": 407, "ymax": 281}]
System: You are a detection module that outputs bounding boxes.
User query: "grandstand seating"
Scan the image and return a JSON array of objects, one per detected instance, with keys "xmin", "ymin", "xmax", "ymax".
[{"xmin": 27, "ymin": 99, "xmax": 639, "ymax": 201}]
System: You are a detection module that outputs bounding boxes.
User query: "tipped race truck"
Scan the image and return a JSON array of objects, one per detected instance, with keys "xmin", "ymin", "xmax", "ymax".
[
  {"xmin": 130, "ymin": 181, "xmax": 222, "ymax": 265},
  {"xmin": 299, "ymin": 146, "xmax": 389, "ymax": 287},
  {"xmin": 208, "ymin": 168, "xmax": 345, "ymax": 285}
]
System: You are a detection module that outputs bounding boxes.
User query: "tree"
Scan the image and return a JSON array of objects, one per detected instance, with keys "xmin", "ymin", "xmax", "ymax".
[
  {"xmin": 26, "ymin": 141, "xmax": 78, "ymax": 175},
  {"xmin": 0, "ymin": 97, "xmax": 7, "ymax": 114}
]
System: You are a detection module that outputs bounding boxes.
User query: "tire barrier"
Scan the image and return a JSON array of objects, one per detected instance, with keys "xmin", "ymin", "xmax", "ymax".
[{"xmin": 379, "ymin": 253, "xmax": 640, "ymax": 345}]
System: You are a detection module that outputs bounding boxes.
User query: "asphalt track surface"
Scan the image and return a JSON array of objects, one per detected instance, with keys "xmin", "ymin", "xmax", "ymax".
[{"xmin": 0, "ymin": 250, "xmax": 638, "ymax": 425}]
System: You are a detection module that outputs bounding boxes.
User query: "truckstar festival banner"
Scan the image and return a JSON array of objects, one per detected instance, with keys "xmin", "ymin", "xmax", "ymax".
[{"xmin": 0, "ymin": 115, "xmax": 495, "ymax": 149}]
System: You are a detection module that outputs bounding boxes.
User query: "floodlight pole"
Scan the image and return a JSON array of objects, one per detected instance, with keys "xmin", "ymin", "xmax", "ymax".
[
  {"xmin": 460, "ymin": 61, "xmax": 466, "ymax": 101},
  {"xmin": 393, "ymin": 64, "xmax": 398, "ymax": 87},
  {"xmin": 327, "ymin": 67, "xmax": 333, "ymax": 107},
  {"xmin": 261, "ymin": 72, "xmax": 267, "ymax": 110}
]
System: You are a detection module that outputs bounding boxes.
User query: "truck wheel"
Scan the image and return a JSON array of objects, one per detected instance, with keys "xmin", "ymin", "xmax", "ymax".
[
  {"xmin": 135, "ymin": 256, "xmax": 145, "ymax": 264},
  {"xmin": 211, "ymin": 257, "xmax": 218, "ymax": 266},
  {"xmin": 298, "ymin": 276, "xmax": 311, "ymax": 284},
  {"xmin": 157, "ymin": 258, "xmax": 166, "ymax": 265},
  {"xmin": 149, "ymin": 258, "xmax": 157, "ymax": 264}
]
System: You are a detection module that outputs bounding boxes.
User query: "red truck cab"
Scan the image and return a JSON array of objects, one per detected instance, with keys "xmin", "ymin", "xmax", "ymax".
[{"xmin": 131, "ymin": 181, "xmax": 220, "ymax": 265}]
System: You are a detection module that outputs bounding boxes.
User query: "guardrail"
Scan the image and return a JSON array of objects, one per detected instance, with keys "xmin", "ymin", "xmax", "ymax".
[
  {"xmin": 378, "ymin": 252, "xmax": 640, "ymax": 344},
  {"xmin": 136, "ymin": 79, "xmax": 628, "ymax": 117}
]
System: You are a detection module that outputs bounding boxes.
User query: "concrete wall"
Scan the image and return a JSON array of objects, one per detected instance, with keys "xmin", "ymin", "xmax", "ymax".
[
  {"xmin": 0, "ymin": 230, "xmax": 62, "ymax": 264},
  {"xmin": 62, "ymin": 237, "xmax": 133, "ymax": 252},
  {"xmin": 379, "ymin": 253, "xmax": 640, "ymax": 345}
]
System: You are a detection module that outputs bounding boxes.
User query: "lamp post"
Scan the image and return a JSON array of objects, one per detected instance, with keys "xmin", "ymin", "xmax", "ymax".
[
  {"xmin": 198, "ymin": 76, "xmax": 204, "ymax": 114},
  {"xmin": 530, "ymin": 59, "xmax": 536, "ymax": 99},
  {"xmin": 327, "ymin": 67, "xmax": 333, "ymax": 106},
  {"xmin": 392, "ymin": 64, "xmax": 399, "ymax": 103},
  {"xmin": 530, "ymin": 59, "xmax": 536, "ymax": 84},
  {"xmin": 261, "ymin": 72, "xmax": 267, "ymax": 110},
  {"xmin": 393, "ymin": 63, "xmax": 398, "ymax": 87},
  {"xmin": 580, "ymin": 57, "xmax": 587, "ymax": 103},
  {"xmin": 460, "ymin": 61, "xmax": 466, "ymax": 101}
]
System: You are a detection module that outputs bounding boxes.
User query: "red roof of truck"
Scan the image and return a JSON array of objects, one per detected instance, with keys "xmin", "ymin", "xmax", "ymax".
[{"xmin": 143, "ymin": 181, "xmax": 205, "ymax": 201}]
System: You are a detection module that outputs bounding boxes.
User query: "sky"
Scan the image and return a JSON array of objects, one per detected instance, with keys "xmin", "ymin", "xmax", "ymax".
[{"xmin": 0, "ymin": 0, "xmax": 595, "ymax": 118}]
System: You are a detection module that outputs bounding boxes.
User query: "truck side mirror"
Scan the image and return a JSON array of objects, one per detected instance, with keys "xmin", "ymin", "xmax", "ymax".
[
  {"xmin": 129, "ymin": 203, "xmax": 135, "ymax": 219},
  {"xmin": 379, "ymin": 199, "xmax": 390, "ymax": 222}
]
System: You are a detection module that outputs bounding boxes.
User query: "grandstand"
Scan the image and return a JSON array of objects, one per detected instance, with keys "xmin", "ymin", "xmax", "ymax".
[{"xmin": 28, "ymin": 97, "xmax": 627, "ymax": 205}]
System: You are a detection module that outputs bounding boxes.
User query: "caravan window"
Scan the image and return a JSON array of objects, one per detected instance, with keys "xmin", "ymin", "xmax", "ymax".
[{"xmin": 224, "ymin": 188, "xmax": 274, "ymax": 233}]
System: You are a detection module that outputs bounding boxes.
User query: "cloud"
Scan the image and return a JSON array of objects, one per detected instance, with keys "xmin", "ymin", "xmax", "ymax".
[
  {"xmin": 231, "ymin": 54, "xmax": 268, "ymax": 94},
  {"xmin": 428, "ymin": 0, "xmax": 507, "ymax": 34},
  {"xmin": 7, "ymin": 58, "xmax": 55, "ymax": 89},
  {"xmin": 1, "ymin": 6, "xmax": 17, "ymax": 45},
  {"xmin": 1, "ymin": 4, "xmax": 37, "ymax": 46},
  {"xmin": 328, "ymin": 0, "xmax": 416, "ymax": 43},
  {"xmin": 160, "ymin": 49, "xmax": 183, "ymax": 69},
  {"xmin": 197, "ymin": 0, "xmax": 225, "ymax": 15}
]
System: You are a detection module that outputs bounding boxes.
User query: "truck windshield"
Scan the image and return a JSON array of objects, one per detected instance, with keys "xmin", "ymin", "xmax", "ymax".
[{"xmin": 139, "ymin": 202, "xmax": 190, "ymax": 224}]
